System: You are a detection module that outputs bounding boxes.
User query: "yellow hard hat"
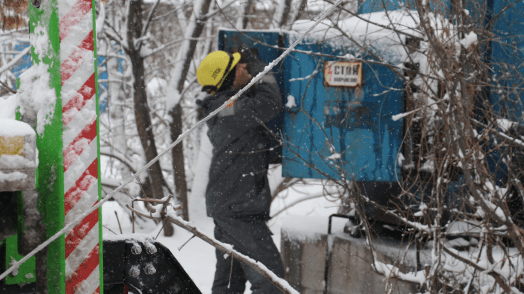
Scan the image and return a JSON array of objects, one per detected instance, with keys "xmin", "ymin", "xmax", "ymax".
[{"xmin": 197, "ymin": 51, "xmax": 241, "ymax": 94}]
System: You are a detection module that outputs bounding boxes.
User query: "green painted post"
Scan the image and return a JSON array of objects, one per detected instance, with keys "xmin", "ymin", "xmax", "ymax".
[
  {"xmin": 5, "ymin": 235, "xmax": 36, "ymax": 285},
  {"xmin": 5, "ymin": 192, "xmax": 36, "ymax": 285},
  {"xmin": 28, "ymin": 2, "xmax": 65, "ymax": 293}
]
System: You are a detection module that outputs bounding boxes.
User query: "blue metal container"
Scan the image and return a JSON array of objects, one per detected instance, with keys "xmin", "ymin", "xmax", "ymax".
[{"xmin": 281, "ymin": 38, "xmax": 404, "ymax": 182}]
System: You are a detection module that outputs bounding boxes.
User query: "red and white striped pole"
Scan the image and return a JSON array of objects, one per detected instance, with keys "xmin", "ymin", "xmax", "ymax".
[{"xmin": 58, "ymin": 0, "xmax": 100, "ymax": 292}]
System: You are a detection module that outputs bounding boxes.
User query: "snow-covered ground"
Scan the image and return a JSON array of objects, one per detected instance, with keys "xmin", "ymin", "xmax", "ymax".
[{"xmin": 102, "ymin": 180, "xmax": 341, "ymax": 294}]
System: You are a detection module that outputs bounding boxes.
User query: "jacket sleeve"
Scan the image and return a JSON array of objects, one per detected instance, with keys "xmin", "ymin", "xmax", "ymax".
[{"xmin": 232, "ymin": 73, "xmax": 282, "ymax": 128}]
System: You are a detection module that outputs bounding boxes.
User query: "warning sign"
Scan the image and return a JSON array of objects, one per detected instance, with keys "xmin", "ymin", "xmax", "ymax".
[{"xmin": 324, "ymin": 61, "xmax": 362, "ymax": 87}]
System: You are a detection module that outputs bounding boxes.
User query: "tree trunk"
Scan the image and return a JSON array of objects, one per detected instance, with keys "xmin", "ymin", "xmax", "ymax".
[
  {"xmin": 274, "ymin": 0, "xmax": 292, "ymax": 29},
  {"xmin": 236, "ymin": 0, "xmax": 253, "ymax": 29},
  {"xmin": 170, "ymin": 104, "xmax": 188, "ymax": 220},
  {"xmin": 285, "ymin": 0, "xmax": 307, "ymax": 30},
  {"xmin": 274, "ymin": 0, "xmax": 306, "ymax": 29},
  {"xmin": 169, "ymin": 0, "xmax": 213, "ymax": 221},
  {"xmin": 127, "ymin": 0, "xmax": 167, "ymax": 202}
]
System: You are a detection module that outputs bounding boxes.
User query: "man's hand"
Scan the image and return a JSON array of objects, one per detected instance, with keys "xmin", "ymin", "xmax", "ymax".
[{"xmin": 233, "ymin": 63, "xmax": 253, "ymax": 90}]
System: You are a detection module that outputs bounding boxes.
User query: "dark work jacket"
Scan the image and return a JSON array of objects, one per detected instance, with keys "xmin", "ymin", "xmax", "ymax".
[{"xmin": 197, "ymin": 74, "xmax": 282, "ymax": 220}]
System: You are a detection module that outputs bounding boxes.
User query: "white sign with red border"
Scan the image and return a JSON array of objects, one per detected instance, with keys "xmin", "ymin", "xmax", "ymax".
[{"xmin": 324, "ymin": 61, "xmax": 362, "ymax": 87}]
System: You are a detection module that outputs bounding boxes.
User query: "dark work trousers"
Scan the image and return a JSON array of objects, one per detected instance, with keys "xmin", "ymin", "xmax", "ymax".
[{"xmin": 211, "ymin": 216, "xmax": 285, "ymax": 294}]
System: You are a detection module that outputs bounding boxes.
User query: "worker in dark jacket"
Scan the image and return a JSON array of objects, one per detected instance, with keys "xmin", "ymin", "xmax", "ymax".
[{"xmin": 196, "ymin": 49, "xmax": 284, "ymax": 294}]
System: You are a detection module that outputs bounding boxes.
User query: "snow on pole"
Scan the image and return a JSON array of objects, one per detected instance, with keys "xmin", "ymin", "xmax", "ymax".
[{"xmin": 57, "ymin": 0, "xmax": 101, "ymax": 291}]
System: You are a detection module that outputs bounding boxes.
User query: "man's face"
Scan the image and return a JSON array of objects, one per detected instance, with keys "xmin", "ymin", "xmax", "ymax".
[{"xmin": 233, "ymin": 63, "xmax": 252, "ymax": 90}]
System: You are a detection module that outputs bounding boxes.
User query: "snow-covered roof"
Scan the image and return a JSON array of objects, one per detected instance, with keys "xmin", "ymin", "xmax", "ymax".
[
  {"xmin": 288, "ymin": 9, "xmax": 451, "ymax": 63},
  {"xmin": 291, "ymin": 10, "xmax": 423, "ymax": 37}
]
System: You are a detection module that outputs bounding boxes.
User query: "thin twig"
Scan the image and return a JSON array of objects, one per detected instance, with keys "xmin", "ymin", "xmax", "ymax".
[
  {"xmin": 155, "ymin": 218, "xmax": 167, "ymax": 240},
  {"xmin": 178, "ymin": 235, "xmax": 196, "ymax": 251},
  {"xmin": 134, "ymin": 177, "xmax": 157, "ymax": 215},
  {"xmin": 114, "ymin": 211, "xmax": 123, "ymax": 234},
  {"xmin": 132, "ymin": 199, "xmax": 135, "ymax": 234},
  {"xmin": 270, "ymin": 195, "xmax": 324, "ymax": 219},
  {"xmin": 135, "ymin": 176, "xmax": 149, "ymax": 199},
  {"xmin": 228, "ymin": 252, "xmax": 234, "ymax": 289},
  {"xmin": 103, "ymin": 225, "xmax": 118, "ymax": 235},
  {"xmin": 0, "ymin": 79, "xmax": 16, "ymax": 94},
  {"xmin": 138, "ymin": 0, "xmax": 161, "ymax": 51}
]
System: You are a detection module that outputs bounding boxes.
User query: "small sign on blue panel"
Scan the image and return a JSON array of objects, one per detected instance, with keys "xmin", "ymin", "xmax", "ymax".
[{"xmin": 324, "ymin": 61, "xmax": 362, "ymax": 87}]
